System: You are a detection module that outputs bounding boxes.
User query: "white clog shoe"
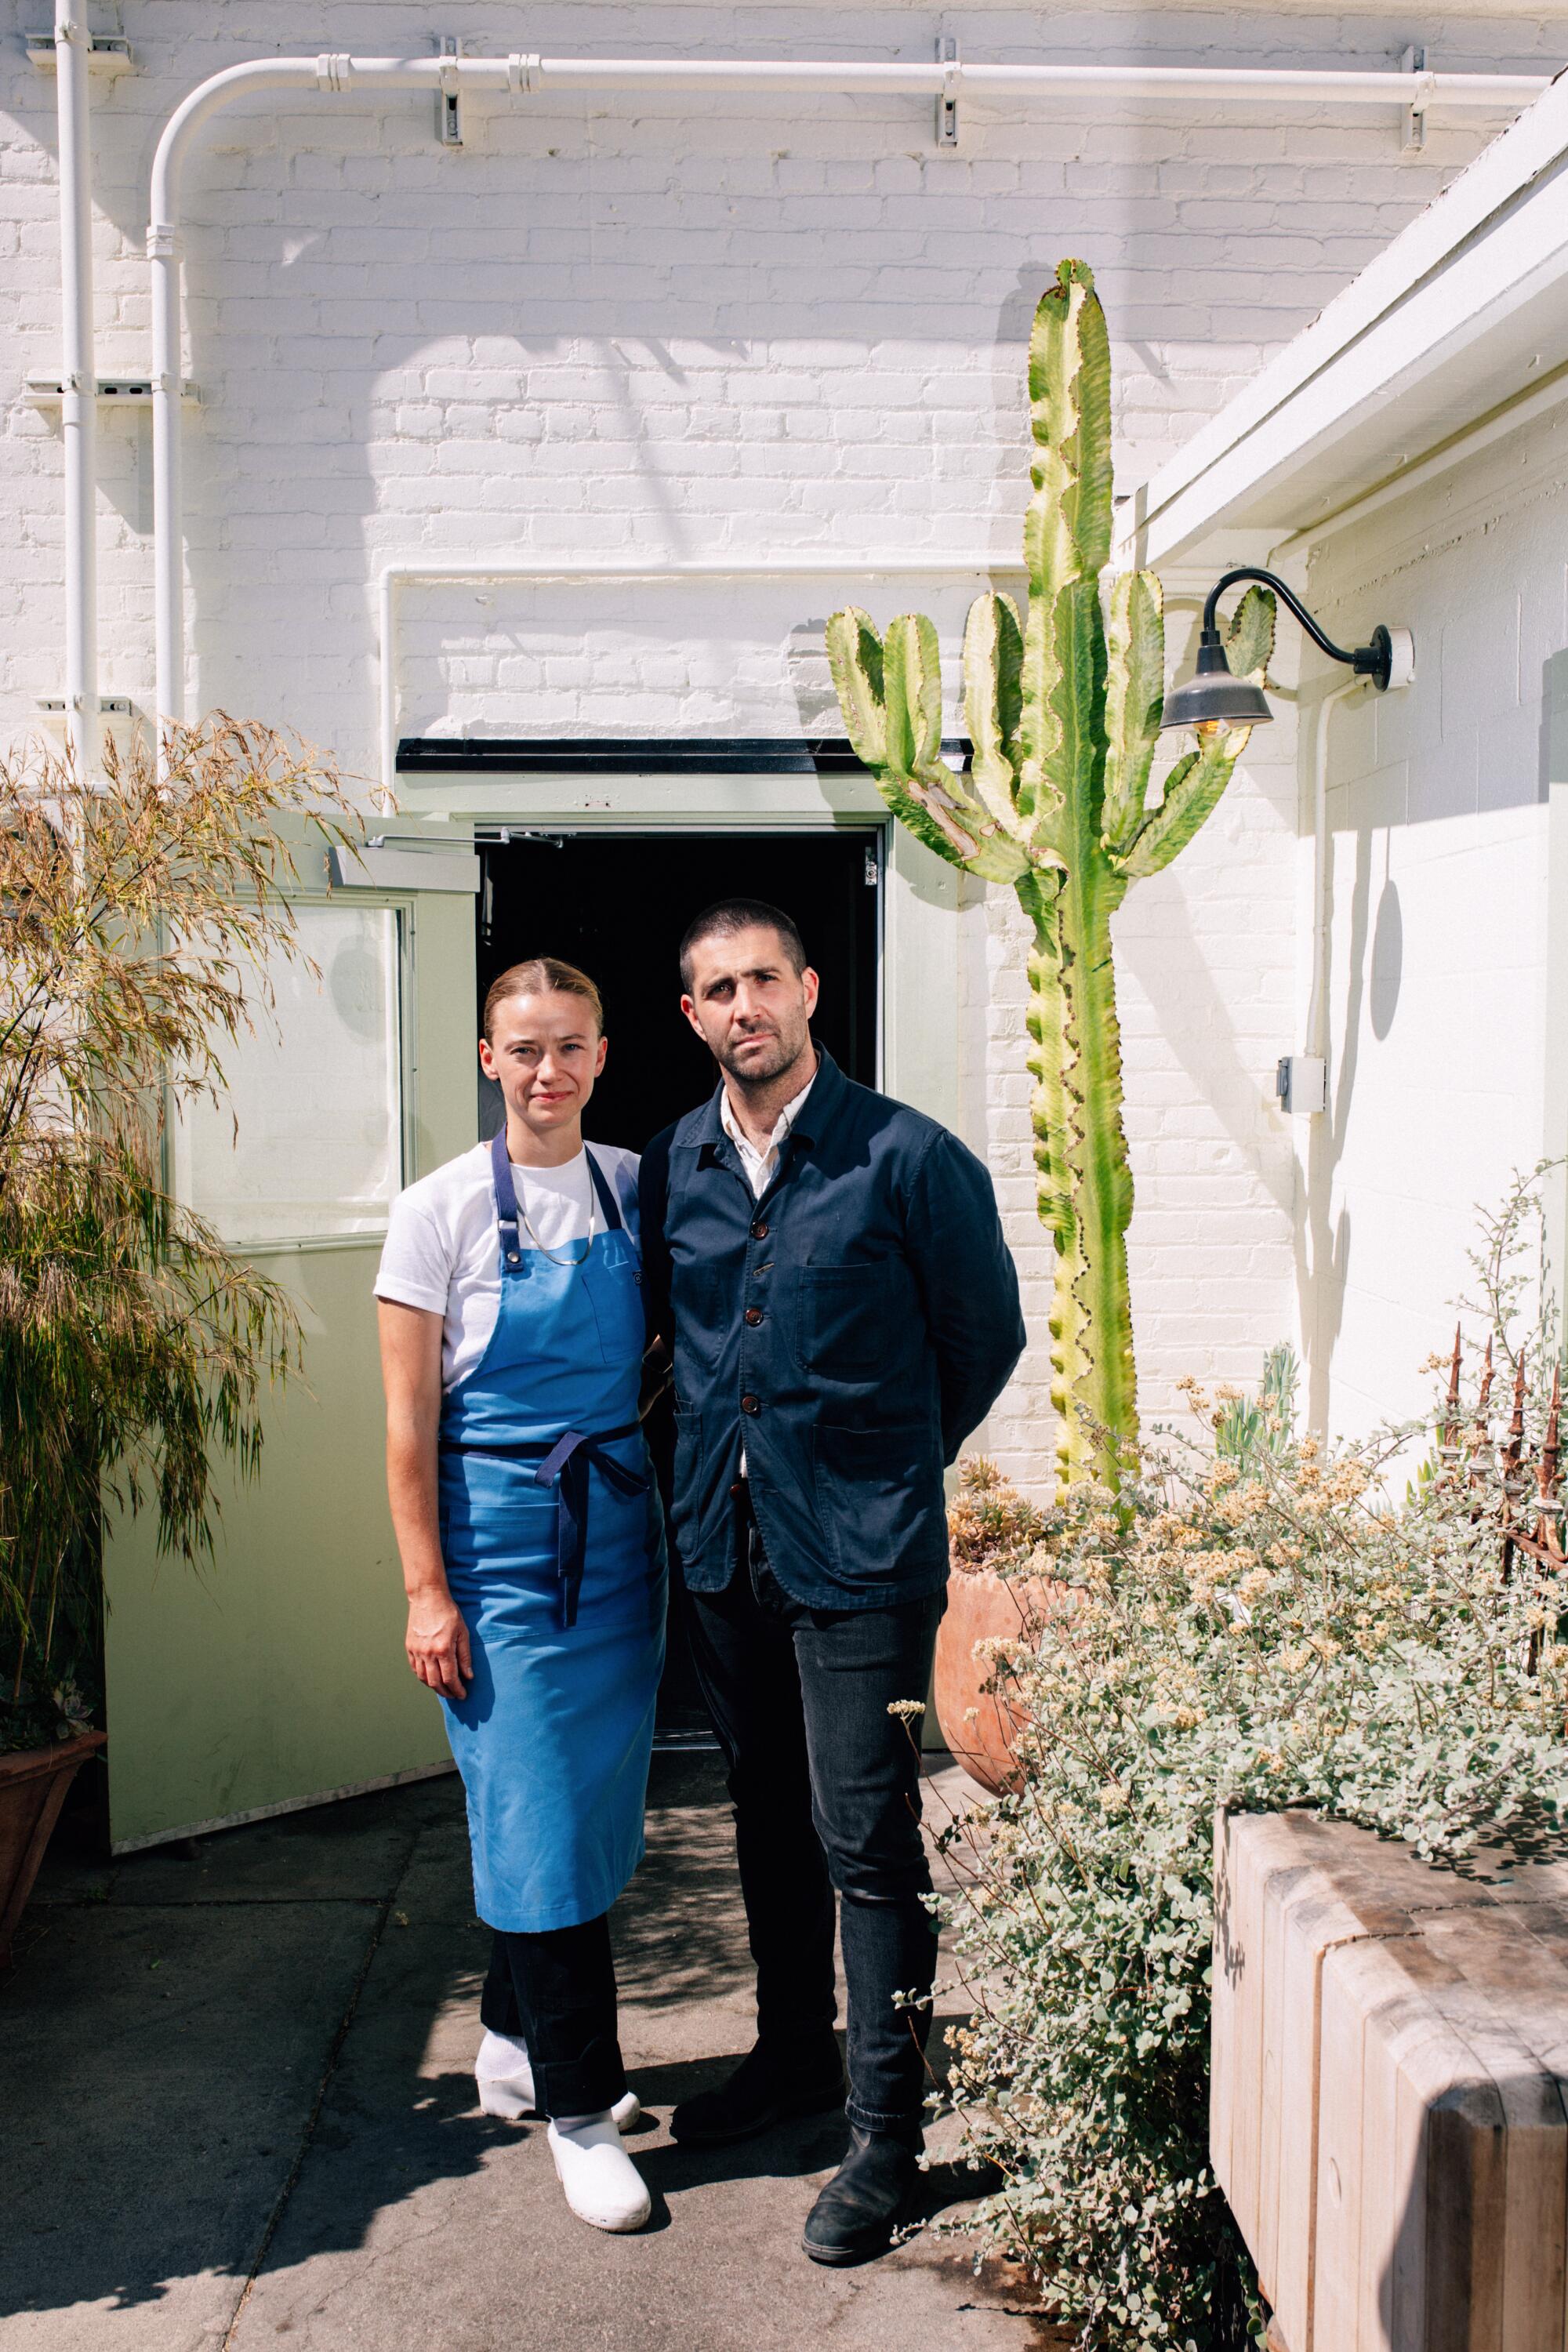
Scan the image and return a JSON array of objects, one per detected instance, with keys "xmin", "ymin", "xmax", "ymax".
[
  {"xmin": 475, "ymin": 2030, "xmax": 639, "ymax": 2130},
  {"xmin": 547, "ymin": 2113, "xmax": 652, "ymax": 2234}
]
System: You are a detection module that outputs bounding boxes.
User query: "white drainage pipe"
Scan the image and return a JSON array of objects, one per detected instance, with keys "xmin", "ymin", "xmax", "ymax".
[
  {"xmin": 147, "ymin": 49, "xmax": 1552, "ymax": 740},
  {"xmin": 55, "ymin": 0, "xmax": 98, "ymax": 779}
]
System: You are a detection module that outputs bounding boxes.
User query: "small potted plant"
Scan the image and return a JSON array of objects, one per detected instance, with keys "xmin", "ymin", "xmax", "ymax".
[
  {"xmin": 935, "ymin": 1457, "xmax": 1061, "ymax": 1792},
  {"xmin": 0, "ymin": 718, "xmax": 358, "ymax": 1962}
]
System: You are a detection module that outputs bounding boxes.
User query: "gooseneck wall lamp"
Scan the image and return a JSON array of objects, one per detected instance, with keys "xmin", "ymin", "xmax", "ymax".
[
  {"xmin": 1160, "ymin": 566, "xmax": 1415, "ymax": 734},
  {"xmin": 1162, "ymin": 566, "xmax": 1416, "ymax": 1122}
]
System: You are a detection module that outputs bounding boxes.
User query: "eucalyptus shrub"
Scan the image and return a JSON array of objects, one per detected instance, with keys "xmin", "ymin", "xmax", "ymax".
[{"xmin": 931, "ymin": 1185, "xmax": 1568, "ymax": 2347}]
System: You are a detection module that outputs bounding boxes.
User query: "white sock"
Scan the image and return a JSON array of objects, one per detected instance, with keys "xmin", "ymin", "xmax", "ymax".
[
  {"xmin": 477, "ymin": 2033, "xmax": 640, "ymax": 2132},
  {"xmin": 475, "ymin": 2029, "xmax": 536, "ymax": 2119},
  {"xmin": 478, "ymin": 2027, "xmax": 532, "ymax": 2074}
]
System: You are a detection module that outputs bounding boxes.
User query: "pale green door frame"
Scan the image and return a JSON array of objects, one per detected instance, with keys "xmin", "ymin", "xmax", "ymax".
[
  {"xmin": 103, "ymin": 866, "xmax": 480, "ymax": 1851},
  {"xmin": 395, "ymin": 759, "xmax": 964, "ymax": 1131}
]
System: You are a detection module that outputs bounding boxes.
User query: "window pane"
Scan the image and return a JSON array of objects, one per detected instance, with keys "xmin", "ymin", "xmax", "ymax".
[{"xmin": 173, "ymin": 905, "xmax": 402, "ymax": 1245}]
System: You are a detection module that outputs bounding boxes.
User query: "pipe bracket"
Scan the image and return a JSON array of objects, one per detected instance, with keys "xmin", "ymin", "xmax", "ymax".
[
  {"xmin": 507, "ymin": 53, "xmax": 540, "ymax": 96},
  {"xmin": 437, "ymin": 37, "xmax": 463, "ymax": 146},
  {"xmin": 1401, "ymin": 44, "xmax": 1432, "ymax": 151},
  {"xmin": 316, "ymin": 53, "xmax": 352, "ymax": 94},
  {"xmin": 145, "ymin": 223, "xmax": 180, "ymax": 260},
  {"xmin": 935, "ymin": 34, "xmax": 960, "ymax": 148}
]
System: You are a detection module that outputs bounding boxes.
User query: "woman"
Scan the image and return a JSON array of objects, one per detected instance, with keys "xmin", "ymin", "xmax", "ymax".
[{"xmin": 376, "ymin": 956, "xmax": 666, "ymax": 2234}]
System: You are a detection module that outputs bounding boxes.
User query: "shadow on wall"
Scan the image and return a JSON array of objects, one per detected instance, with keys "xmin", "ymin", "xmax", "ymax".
[
  {"xmin": 1291, "ymin": 645, "xmax": 1567, "ymax": 1429},
  {"xmin": 167, "ymin": 144, "xmax": 1054, "ymax": 735},
  {"xmin": 1115, "ymin": 884, "xmax": 1295, "ymax": 1226},
  {"xmin": 1296, "ymin": 762, "xmax": 1377, "ymax": 1434}
]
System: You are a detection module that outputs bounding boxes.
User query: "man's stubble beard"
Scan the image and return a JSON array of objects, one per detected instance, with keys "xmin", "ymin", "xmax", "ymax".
[{"xmin": 715, "ymin": 1011, "xmax": 812, "ymax": 1095}]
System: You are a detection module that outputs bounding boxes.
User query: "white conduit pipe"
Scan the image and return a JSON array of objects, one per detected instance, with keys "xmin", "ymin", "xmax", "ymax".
[
  {"xmin": 1302, "ymin": 678, "xmax": 1362, "ymax": 1080},
  {"xmin": 56, "ymin": 1, "xmax": 98, "ymax": 779},
  {"xmin": 148, "ymin": 49, "xmax": 1553, "ymax": 739}
]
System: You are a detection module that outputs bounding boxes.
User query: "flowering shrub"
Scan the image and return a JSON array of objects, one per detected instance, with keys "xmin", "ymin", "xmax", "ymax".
[
  {"xmin": 948, "ymin": 1456, "xmax": 1047, "ymax": 1577},
  {"xmin": 931, "ymin": 1183, "xmax": 1568, "ymax": 2347}
]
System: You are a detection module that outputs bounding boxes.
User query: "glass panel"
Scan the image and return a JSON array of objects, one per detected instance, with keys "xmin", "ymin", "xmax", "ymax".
[{"xmin": 172, "ymin": 905, "xmax": 402, "ymax": 1245}]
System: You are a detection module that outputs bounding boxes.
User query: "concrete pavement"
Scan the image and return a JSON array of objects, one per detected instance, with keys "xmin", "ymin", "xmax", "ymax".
[{"xmin": 2, "ymin": 1751, "xmax": 1055, "ymax": 2350}]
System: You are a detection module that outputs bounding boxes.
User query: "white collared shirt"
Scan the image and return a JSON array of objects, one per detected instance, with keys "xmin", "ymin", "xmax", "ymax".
[{"xmin": 719, "ymin": 1065, "xmax": 818, "ymax": 1198}]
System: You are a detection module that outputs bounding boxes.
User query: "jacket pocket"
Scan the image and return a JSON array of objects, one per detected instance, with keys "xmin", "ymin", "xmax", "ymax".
[
  {"xmin": 794, "ymin": 1261, "xmax": 907, "ymax": 1381},
  {"xmin": 670, "ymin": 1403, "xmax": 706, "ymax": 1532},
  {"xmin": 811, "ymin": 1422, "xmax": 949, "ymax": 1580}
]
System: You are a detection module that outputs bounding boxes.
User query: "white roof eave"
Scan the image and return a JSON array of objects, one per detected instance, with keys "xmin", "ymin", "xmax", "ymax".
[{"xmin": 1121, "ymin": 70, "xmax": 1568, "ymax": 568}]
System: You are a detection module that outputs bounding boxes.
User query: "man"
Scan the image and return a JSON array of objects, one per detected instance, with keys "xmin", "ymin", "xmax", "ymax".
[{"xmin": 639, "ymin": 897, "xmax": 1025, "ymax": 2264}]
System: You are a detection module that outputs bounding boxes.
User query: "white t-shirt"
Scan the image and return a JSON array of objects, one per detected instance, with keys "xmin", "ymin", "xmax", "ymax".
[{"xmin": 374, "ymin": 1140, "xmax": 640, "ymax": 1390}]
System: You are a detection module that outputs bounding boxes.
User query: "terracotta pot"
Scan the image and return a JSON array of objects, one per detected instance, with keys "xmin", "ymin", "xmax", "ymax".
[
  {"xmin": 935, "ymin": 1569, "xmax": 1052, "ymax": 1794},
  {"xmin": 0, "ymin": 1730, "xmax": 106, "ymax": 1966}
]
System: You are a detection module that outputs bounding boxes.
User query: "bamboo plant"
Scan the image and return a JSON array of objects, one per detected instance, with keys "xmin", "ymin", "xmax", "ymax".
[
  {"xmin": 0, "ymin": 720, "xmax": 360, "ymax": 1753},
  {"xmin": 828, "ymin": 259, "xmax": 1275, "ymax": 1488}
]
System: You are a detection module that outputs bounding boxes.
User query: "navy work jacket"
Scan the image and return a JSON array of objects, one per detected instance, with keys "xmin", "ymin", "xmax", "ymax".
[{"xmin": 638, "ymin": 1049, "xmax": 1027, "ymax": 1609}]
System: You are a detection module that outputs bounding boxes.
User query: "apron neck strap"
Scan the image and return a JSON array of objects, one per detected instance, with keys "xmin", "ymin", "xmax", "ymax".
[
  {"xmin": 585, "ymin": 1146, "xmax": 624, "ymax": 1232},
  {"xmin": 490, "ymin": 1127, "xmax": 523, "ymax": 1267},
  {"xmin": 490, "ymin": 1129, "xmax": 625, "ymax": 1255}
]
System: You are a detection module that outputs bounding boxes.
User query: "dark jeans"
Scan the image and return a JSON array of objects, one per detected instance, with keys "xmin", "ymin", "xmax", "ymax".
[
  {"xmin": 480, "ymin": 1913, "xmax": 626, "ymax": 2119},
  {"xmin": 684, "ymin": 1496, "xmax": 945, "ymax": 2135}
]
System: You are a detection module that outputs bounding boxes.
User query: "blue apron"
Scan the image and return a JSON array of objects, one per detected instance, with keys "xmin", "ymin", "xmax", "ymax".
[{"xmin": 436, "ymin": 1133, "xmax": 667, "ymax": 1933}]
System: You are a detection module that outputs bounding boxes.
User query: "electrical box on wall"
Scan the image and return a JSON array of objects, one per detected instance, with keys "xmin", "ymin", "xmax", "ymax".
[{"xmin": 1276, "ymin": 1054, "xmax": 1327, "ymax": 1116}]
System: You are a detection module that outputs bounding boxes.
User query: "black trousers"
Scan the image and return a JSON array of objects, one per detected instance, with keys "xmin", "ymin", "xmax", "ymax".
[
  {"xmin": 479, "ymin": 1913, "xmax": 626, "ymax": 2119},
  {"xmin": 684, "ymin": 1497, "xmax": 945, "ymax": 2134}
]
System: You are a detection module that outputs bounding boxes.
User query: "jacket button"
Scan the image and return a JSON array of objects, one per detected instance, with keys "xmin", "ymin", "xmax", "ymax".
[
  {"xmin": 751, "ymin": 1220, "xmax": 769, "ymax": 1240},
  {"xmin": 740, "ymin": 1393, "xmax": 761, "ymax": 1416},
  {"xmin": 744, "ymin": 1306, "xmax": 764, "ymax": 1327},
  {"xmin": 729, "ymin": 1481, "xmax": 745, "ymax": 1498}
]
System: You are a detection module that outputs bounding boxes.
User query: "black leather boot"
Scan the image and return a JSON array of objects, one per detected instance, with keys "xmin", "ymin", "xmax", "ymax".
[
  {"xmin": 670, "ymin": 2037, "xmax": 845, "ymax": 2147},
  {"xmin": 801, "ymin": 2125, "xmax": 923, "ymax": 2263}
]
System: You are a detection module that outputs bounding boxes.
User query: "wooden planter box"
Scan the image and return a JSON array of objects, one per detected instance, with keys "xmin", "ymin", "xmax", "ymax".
[
  {"xmin": 1213, "ymin": 1807, "xmax": 1568, "ymax": 2352},
  {"xmin": 0, "ymin": 1730, "xmax": 106, "ymax": 1966}
]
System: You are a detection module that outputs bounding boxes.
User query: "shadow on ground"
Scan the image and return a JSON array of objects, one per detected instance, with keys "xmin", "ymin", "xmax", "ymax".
[{"xmin": 2, "ymin": 1753, "xmax": 1055, "ymax": 2350}]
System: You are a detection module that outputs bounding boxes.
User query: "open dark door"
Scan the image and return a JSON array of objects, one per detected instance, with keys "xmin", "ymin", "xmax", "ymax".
[{"xmin": 477, "ymin": 828, "xmax": 882, "ymax": 1735}]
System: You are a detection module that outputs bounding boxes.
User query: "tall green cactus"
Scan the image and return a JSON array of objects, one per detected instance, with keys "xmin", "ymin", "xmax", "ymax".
[{"xmin": 827, "ymin": 259, "xmax": 1275, "ymax": 1490}]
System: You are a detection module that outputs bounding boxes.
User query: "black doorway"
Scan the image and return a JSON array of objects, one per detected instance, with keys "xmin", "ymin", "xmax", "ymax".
[
  {"xmin": 475, "ymin": 827, "xmax": 883, "ymax": 1736},
  {"xmin": 476, "ymin": 829, "xmax": 882, "ymax": 1146}
]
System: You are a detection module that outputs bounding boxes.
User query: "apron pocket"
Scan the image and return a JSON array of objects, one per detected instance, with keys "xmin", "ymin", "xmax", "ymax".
[{"xmin": 583, "ymin": 1239, "xmax": 647, "ymax": 1370}]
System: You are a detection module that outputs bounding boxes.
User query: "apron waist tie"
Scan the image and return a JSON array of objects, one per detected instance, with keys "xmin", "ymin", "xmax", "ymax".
[{"xmin": 438, "ymin": 1423, "xmax": 646, "ymax": 1629}]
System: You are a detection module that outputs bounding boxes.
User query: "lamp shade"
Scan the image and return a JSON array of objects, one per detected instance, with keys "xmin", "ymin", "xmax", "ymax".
[{"xmin": 1160, "ymin": 633, "xmax": 1273, "ymax": 732}]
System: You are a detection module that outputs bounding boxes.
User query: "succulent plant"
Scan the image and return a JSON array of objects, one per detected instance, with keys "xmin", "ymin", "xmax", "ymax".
[{"xmin": 827, "ymin": 259, "xmax": 1275, "ymax": 1489}]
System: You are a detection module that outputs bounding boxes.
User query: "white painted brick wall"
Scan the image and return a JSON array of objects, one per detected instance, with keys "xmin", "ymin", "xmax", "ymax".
[
  {"xmin": 1297, "ymin": 405, "xmax": 1568, "ymax": 1448},
  {"xmin": 2, "ymin": 0, "xmax": 1560, "ymax": 1494}
]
